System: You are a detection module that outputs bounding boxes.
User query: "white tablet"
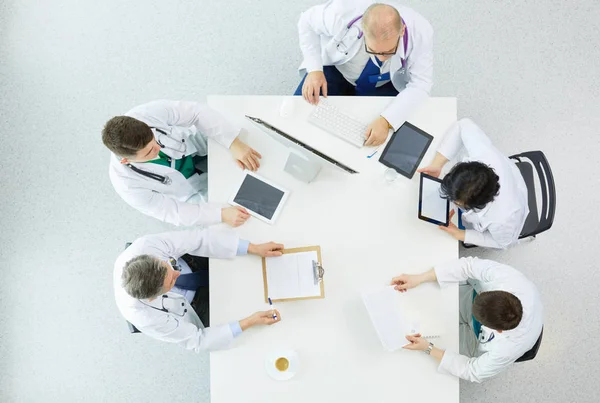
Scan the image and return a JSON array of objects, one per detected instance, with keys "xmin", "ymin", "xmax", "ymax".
[
  {"xmin": 228, "ymin": 171, "xmax": 290, "ymax": 225},
  {"xmin": 418, "ymin": 173, "xmax": 450, "ymax": 226}
]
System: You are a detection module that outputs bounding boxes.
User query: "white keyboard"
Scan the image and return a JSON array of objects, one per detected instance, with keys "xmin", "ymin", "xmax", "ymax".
[{"xmin": 308, "ymin": 98, "xmax": 368, "ymax": 147}]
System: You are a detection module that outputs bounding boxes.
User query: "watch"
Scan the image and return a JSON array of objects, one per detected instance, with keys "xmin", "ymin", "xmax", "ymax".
[{"xmin": 424, "ymin": 342, "xmax": 434, "ymax": 355}]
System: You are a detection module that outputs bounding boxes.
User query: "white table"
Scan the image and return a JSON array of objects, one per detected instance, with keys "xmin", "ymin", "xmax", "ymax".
[{"xmin": 208, "ymin": 95, "xmax": 459, "ymax": 403}]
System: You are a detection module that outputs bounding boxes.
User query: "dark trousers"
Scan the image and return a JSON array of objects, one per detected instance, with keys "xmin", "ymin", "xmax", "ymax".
[
  {"xmin": 180, "ymin": 254, "xmax": 211, "ymax": 326},
  {"xmin": 293, "ymin": 65, "xmax": 399, "ymax": 97}
]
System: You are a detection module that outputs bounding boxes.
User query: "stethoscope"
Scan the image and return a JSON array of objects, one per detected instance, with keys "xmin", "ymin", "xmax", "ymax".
[
  {"xmin": 336, "ymin": 15, "xmax": 409, "ymax": 73},
  {"xmin": 138, "ymin": 257, "xmax": 187, "ymax": 317},
  {"xmin": 125, "ymin": 128, "xmax": 186, "ymax": 185},
  {"xmin": 139, "ymin": 294, "xmax": 188, "ymax": 317},
  {"xmin": 154, "ymin": 127, "xmax": 187, "ymax": 154},
  {"xmin": 479, "ymin": 330, "xmax": 496, "ymax": 344},
  {"xmin": 335, "ymin": 15, "xmax": 364, "ymax": 55}
]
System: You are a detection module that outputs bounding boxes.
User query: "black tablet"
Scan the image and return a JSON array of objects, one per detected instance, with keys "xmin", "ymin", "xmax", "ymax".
[
  {"xmin": 378, "ymin": 122, "xmax": 434, "ymax": 179},
  {"xmin": 418, "ymin": 173, "xmax": 450, "ymax": 226}
]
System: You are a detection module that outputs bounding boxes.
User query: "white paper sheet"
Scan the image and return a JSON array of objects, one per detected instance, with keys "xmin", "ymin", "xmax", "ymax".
[
  {"xmin": 362, "ymin": 285, "xmax": 444, "ymax": 351},
  {"xmin": 265, "ymin": 251, "xmax": 321, "ymax": 300}
]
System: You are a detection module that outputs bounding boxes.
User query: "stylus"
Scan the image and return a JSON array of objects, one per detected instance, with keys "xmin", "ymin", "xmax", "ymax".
[{"xmin": 367, "ymin": 144, "xmax": 385, "ymax": 159}]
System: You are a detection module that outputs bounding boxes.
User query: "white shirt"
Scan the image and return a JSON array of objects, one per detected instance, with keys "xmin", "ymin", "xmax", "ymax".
[
  {"xmin": 335, "ymin": 39, "xmax": 392, "ymax": 86},
  {"xmin": 108, "ymin": 100, "xmax": 241, "ymax": 227},
  {"xmin": 437, "ymin": 118, "xmax": 529, "ymax": 248},
  {"xmin": 297, "ymin": 1, "xmax": 433, "ymax": 129},
  {"xmin": 435, "ymin": 257, "xmax": 544, "ymax": 382},
  {"xmin": 113, "ymin": 228, "xmax": 240, "ymax": 352}
]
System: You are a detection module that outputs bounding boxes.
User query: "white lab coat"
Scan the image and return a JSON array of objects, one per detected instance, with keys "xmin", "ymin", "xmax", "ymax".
[
  {"xmin": 113, "ymin": 228, "xmax": 239, "ymax": 352},
  {"xmin": 297, "ymin": 0, "xmax": 433, "ymax": 129},
  {"xmin": 437, "ymin": 118, "xmax": 529, "ymax": 248},
  {"xmin": 435, "ymin": 257, "xmax": 544, "ymax": 383},
  {"xmin": 108, "ymin": 100, "xmax": 241, "ymax": 226}
]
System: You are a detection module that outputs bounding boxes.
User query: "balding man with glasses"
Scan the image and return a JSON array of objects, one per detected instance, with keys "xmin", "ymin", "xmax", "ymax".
[{"xmin": 295, "ymin": 1, "xmax": 434, "ymax": 146}]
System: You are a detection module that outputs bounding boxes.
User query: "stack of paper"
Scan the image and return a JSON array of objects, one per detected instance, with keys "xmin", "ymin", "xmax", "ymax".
[{"xmin": 362, "ymin": 285, "xmax": 444, "ymax": 351}]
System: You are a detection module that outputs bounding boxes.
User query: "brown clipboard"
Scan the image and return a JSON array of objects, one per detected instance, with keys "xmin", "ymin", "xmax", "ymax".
[{"xmin": 262, "ymin": 246, "xmax": 325, "ymax": 303}]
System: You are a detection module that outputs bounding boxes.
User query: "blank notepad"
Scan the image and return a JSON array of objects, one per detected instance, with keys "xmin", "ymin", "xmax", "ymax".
[
  {"xmin": 363, "ymin": 285, "xmax": 444, "ymax": 351},
  {"xmin": 265, "ymin": 251, "xmax": 321, "ymax": 300}
]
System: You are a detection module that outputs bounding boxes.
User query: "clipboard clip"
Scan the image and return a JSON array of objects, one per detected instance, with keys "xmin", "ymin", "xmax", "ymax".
[{"xmin": 312, "ymin": 260, "xmax": 325, "ymax": 285}]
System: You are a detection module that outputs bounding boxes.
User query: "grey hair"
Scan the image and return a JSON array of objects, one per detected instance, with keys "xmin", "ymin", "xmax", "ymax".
[
  {"xmin": 121, "ymin": 255, "xmax": 167, "ymax": 299},
  {"xmin": 362, "ymin": 3, "xmax": 402, "ymax": 40}
]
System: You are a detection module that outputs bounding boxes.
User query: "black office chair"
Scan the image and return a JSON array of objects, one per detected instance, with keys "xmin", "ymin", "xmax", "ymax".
[
  {"xmin": 461, "ymin": 151, "xmax": 556, "ymax": 248},
  {"xmin": 127, "ymin": 321, "xmax": 141, "ymax": 334},
  {"xmin": 515, "ymin": 328, "xmax": 543, "ymax": 363},
  {"xmin": 509, "ymin": 151, "xmax": 556, "ymax": 239}
]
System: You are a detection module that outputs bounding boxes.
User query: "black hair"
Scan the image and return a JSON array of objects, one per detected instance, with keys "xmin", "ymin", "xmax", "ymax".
[{"xmin": 440, "ymin": 161, "xmax": 500, "ymax": 210}]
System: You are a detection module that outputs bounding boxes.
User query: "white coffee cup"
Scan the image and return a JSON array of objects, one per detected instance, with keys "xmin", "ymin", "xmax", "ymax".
[{"xmin": 265, "ymin": 350, "xmax": 299, "ymax": 381}]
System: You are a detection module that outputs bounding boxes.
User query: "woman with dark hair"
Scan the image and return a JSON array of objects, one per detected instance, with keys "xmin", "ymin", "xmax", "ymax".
[{"xmin": 418, "ymin": 118, "xmax": 529, "ymax": 248}]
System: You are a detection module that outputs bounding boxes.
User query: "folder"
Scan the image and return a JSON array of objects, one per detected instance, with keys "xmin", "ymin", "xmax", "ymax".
[{"xmin": 262, "ymin": 246, "xmax": 325, "ymax": 302}]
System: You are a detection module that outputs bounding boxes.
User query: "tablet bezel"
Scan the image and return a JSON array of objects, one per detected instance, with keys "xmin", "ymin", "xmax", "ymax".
[
  {"xmin": 418, "ymin": 173, "xmax": 450, "ymax": 227},
  {"xmin": 228, "ymin": 171, "xmax": 290, "ymax": 225},
  {"xmin": 378, "ymin": 122, "xmax": 434, "ymax": 179}
]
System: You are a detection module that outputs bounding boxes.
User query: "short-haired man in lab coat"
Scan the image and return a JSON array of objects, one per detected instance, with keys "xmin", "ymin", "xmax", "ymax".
[
  {"xmin": 102, "ymin": 100, "xmax": 262, "ymax": 227},
  {"xmin": 114, "ymin": 228, "xmax": 284, "ymax": 352},
  {"xmin": 418, "ymin": 118, "xmax": 530, "ymax": 249},
  {"xmin": 295, "ymin": 1, "xmax": 433, "ymax": 146},
  {"xmin": 391, "ymin": 257, "xmax": 543, "ymax": 382}
]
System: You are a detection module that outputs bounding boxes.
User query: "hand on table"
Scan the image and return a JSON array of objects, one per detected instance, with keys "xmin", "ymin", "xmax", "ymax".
[
  {"xmin": 439, "ymin": 210, "xmax": 465, "ymax": 241},
  {"xmin": 221, "ymin": 206, "xmax": 250, "ymax": 227},
  {"xmin": 403, "ymin": 333, "xmax": 430, "ymax": 351},
  {"xmin": 364, "ymin": 116, "xmax": 391, "ymax": 146},
  {"xmin": 230, "ymin": 136, "xmax": 262, "ymax": 171},
  {"xmin": 248, "ymin": 242, "xmax": 285, "ymax": 257},
  {"xmin": 240, "ymin": 310, "xmax": 282, "ymax": 330},
  {"xmin": 390, "ymin": 274, "xmax": 424, "ymax": 292},
  {"xmin": 302, "ymin": 71, "xmax": 328, "ymax": 105}
]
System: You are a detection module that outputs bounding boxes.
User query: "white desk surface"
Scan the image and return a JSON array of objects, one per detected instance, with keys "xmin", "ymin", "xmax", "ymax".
[{"xmin": 207, "ymin": 95, "xmax": 459, "ymax": 403}]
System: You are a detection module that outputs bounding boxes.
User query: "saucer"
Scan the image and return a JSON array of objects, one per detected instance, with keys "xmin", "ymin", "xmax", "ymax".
[{"xmin": 265, "ymin": 350, "xmax": 299, "ymax": 381}]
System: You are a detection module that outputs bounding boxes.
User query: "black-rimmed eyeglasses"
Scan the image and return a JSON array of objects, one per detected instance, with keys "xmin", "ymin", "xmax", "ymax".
[{"xmin": 364, "ymin": 35, "xmax": 401, "ymax": 57}]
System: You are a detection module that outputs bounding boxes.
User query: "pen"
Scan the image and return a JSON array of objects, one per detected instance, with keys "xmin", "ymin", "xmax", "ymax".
[
  {"xmin": 367, "ymin": 144, "xmax": 385, "ymax": 159},
  {"xmin": 268, "ymin": 297, "xmax": 278, "ymax": 320}
]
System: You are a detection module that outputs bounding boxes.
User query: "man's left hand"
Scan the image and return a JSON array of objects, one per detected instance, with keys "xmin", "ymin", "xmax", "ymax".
[
  {"xmin": 230, "ymin": 136, "xmax": 262, "ymax": 171},
  {"xmin": 364, "ymin": 116, "xmax": 391, "ymax": 146},
  {"xmin": 403, "ymin": 334, "xmax": 430, "ymax": 351}
]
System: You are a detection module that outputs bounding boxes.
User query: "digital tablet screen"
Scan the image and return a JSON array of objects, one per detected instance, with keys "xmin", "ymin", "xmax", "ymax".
[
  {"xmin": 233, "ymin": 174, "xmax": 285, "ymax": 220},
  {"xmin": 418, "ymin": 173, "xmax": 449, "ymax": 226},
  {"xmin": 379, "ymin": 122, "xmax": 433, "ymax": 179}
]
